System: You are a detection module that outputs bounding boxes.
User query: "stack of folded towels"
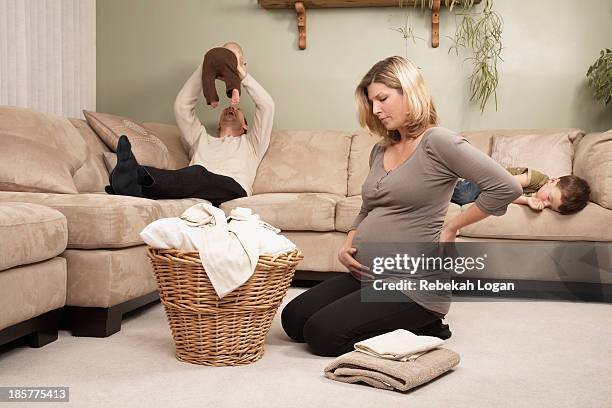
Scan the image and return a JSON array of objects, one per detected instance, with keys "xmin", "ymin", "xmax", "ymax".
[
  {"xmin": 324, "ymin": 329, "xmax": 460, "ymax": 392},
  {"xmin": 140, "ymin": 203, "xmax": 296, "ymax": 298}
]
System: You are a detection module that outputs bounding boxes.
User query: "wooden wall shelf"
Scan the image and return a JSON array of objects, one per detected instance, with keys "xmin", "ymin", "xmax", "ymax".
[{"xmin": 258, "ymin": 0, "xmax": 482, "ymax": 49}]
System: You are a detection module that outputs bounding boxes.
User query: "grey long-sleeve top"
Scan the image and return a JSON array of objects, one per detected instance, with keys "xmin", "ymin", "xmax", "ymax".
[{"xmin": 350, "ymin": 127, "xmax": 522, "ymax": 315}]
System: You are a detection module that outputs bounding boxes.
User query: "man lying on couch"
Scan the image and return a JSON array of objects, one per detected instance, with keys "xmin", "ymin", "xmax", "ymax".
[{"xmin": 106, "ymin": 44, "xmax": 275, "ymax": 207}]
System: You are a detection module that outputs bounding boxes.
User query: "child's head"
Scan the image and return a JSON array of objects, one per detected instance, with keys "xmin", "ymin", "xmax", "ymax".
[
  {"xmin": 535, "ymin": 175, "xmax": 591, "ymax": 214},
  {"xmin": 223, "ymin": 42, "xmax": 244, "ymax": 64}
]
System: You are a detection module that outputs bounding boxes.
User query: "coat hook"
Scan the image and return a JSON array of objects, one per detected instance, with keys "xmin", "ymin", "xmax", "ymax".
[
  {"xmin": 295, "ymin": 1, "xmax": 306, "ymax": 50},
  {"xmin": 431, "ymin": 0, "xmax": 440, "ymax": 48}
]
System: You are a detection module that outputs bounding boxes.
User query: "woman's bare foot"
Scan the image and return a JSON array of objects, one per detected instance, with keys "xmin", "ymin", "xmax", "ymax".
[{"xmin": 230, "ymin": 88, "xmax": 240, "ymax": 106}]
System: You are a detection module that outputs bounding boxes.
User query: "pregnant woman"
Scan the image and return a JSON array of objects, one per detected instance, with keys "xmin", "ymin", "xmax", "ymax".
[{"xmin": 281, "ymin": 56, "xmax": 522, "ymax": 357}]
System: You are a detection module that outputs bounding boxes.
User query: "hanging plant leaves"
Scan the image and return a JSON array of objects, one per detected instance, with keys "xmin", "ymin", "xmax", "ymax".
[
  {"xmin": 396, "ymin": 0, "xmax": 503, "ymax": 114},
  {"xmin": 449, "ymin": 0, "xmax": 503, "ymax": 113},
  {"xmin": 587, "ymin": 49, "xmax": 612, "ymax": 106}
]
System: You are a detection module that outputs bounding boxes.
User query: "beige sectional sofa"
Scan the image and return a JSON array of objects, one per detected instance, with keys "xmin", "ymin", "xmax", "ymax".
[{"xmin": 1, "ymin": 105, "xmax": 611, "ymax": 347}]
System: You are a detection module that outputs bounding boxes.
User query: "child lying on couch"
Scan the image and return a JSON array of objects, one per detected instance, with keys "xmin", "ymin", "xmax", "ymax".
[{"xmin": 451, "ymin": 167, "xmax": 591, "ymax": 214}]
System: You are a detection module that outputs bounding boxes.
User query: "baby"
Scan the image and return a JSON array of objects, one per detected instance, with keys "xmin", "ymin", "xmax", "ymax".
[
  {"xmin": 201, "ymin": 42, "xmax": 245, "ymax": 108},
  {"xmin": 452, "ymin": 167, "xmax": 591, "ymax": 215}
]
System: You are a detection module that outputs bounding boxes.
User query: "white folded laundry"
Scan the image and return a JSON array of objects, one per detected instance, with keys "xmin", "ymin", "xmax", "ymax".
[{"xmin": 354, "ymin": 329, "xmax": 445, "ymax": 362}]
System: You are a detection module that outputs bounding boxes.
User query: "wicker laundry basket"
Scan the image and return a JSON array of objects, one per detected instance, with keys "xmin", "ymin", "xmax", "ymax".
[{"xmin": 147, "ymin": 247, "xmax": 303, "ymax": 366}]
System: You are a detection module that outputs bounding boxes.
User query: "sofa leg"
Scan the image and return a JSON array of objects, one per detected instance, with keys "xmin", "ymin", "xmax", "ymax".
[
  {"xmin": 0, "ymin": 309, "xmax": 62, "ymax": 349},
  {"xmin": 61, "ymin": 307, "xmax": 122, "ymax": 337},
  {"xmin": 27, "ymin": 308, "xmax": 61, "ymax": 347},
  {"xmin": 61, "ymin": 291, "xmax": 159, "ymax": 338}
]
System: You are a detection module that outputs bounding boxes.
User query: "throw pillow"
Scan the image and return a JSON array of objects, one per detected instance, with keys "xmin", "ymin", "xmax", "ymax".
[
  {"xmin": 0, "ymin": 134, "xmax": 80, "ymax": 194},
  {"xmin": 0, "ymin": 105, "xmax": 89, "ymax": 171},
  {"xmin": 573, "ymin": 130, "xmax": 612, "ymax": 209},
  {"xmin": 490, "ymin": 132, "xmax": 575, "ymax": 178},
  {"xmin": 102, "ymin": 152, "xmax": 117, "ymax": 174},
  {"xmin": 252, "ymin": 130, "xmax": 352, "ymax": 196},
  {"xmin": 83, "ymin": 110, "xmax": 170, "ymax": 169}
]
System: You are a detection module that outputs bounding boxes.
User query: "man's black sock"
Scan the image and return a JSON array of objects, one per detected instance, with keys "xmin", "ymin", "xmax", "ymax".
[{"xmin": 109, "ymin": 135, "xmax": 143, "ymax": 197}]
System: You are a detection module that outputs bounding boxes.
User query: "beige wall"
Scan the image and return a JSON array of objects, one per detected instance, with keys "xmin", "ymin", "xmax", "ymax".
[{"xmin": 97, "ymin": 0, "xmax": 612, "ymax": 133}]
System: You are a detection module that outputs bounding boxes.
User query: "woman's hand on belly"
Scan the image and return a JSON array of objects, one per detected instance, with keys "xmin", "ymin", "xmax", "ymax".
[{"xmin": 338, "ymin": 232, "xmax": 371, "ymax": 277}]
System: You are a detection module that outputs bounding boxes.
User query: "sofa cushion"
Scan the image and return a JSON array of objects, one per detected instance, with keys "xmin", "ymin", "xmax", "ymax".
[
  {"xmin": 459, "ymin": 202, "xmax": 612, "ymax": 241},
  {"xmin": 335, "ymin": 196, "xmax": 462, "ymax": 233},
  {"xmin": 69, "ymin": 118, "xmax": 111, "ymax": 193},
  {"xmin": 490, "ymin": 131, "xmax": 581, "ymax": 178},
  {"xmin": 0, "ymin": 105, "xmax": 89, "ymax": 169},
  {"xmin": 62, "ymin": 246, "xmax": 157, "ymax": 308},
  {"xmin": 335, "ymin": 195, "xmax": 364, "ymax": 233},
  {"xmin": 0, "ymin": 135, "xmax": 82, "ymax": 194},
  {"xmin": 460, "ymin": 130, "xmax": 493, "ymax": 155},
  {"xmin": 283, "ymin": 231, "xmax": 347, "ymax": 272},
  {"xmin": 252, "ymin": 130, "xmax": 352, "ymax": 196},
  {"xmin": 0, "ymin": 192, "xmax": 160, "ymax": 249},
  {"xmin": 220, "ymin": 193, "xmax": 341, "ymax": 231},
  {"xmin": 156, "ymin": 198, "xmax": 210, "ymax": 218},
  {"xmin": 0, "ymin": 258, "xmax": 67, "ymax": 331},
  {"xmin": 573, "ymin": 130, "xmax": 612, "ymax": 210},
  {"xmin": 83, "ymin": 110, "xmax": 171, "ymax": 169},
  {"xmin": 0, "ymin": 202, "xmax": 68, "ymax": 271},
  {"xmin": 347, "ymin": 131, "xmax": 380, "ymax": 197}
]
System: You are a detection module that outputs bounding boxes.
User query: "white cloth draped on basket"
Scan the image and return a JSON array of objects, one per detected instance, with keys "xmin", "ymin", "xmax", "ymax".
[{"xmin": 140, "ymin": 204, "xmax": 295, "ymax": 298}]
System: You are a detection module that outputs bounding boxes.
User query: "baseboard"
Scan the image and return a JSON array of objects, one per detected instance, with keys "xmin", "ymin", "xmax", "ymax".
[
  {"xmin": 292, "ymin": 271, "xmax": 343, "ymax": 287},
  {"xmin": 60, "ymin": 291, "xmax": 160, "ymax": 338}
]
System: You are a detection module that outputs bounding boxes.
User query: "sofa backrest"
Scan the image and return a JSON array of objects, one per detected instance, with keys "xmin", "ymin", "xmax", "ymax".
[
  {"xmin": 347, "ymin": 127, "xmax": 588, "ymax": 198},
  {"xmin": 252, "ymin": 130, "xmax": 352, "ymax": 196},
  {"xmin": 347, "ymin": 130, "xmax": 380, "ymax": 197},
  {"xmin": 461, "ymin": 128, "xmax": 584, "ymax": 155}
]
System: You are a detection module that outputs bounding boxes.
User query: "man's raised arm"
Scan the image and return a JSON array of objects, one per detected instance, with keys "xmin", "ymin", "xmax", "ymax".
[
  {"xmin": 174, "ymin": 62, "xmax": 208, "ymax": 154},
  {"xmin": 242, "ymin": 74, "xmax": 275, "ymax": 159}
]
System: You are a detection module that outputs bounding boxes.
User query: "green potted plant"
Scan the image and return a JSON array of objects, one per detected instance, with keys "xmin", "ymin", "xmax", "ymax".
[{"xmin": 587, "ymin": 49, "xmax": 612, "ymax": 106}]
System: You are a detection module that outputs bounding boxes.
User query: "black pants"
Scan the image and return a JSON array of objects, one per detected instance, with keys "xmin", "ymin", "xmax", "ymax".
[
  {"xmin": 281, "ymin": 274, "xmax": 440, "ymax": 357},
  {"xmin": 141, "ymin": 165, "xmax": 246, "ymax": 207}
]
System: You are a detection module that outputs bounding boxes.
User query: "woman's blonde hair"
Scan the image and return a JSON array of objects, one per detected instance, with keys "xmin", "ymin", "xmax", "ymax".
[{"xmin": 355, "ymin": 56, "xmax": 438, "ymax": 145}]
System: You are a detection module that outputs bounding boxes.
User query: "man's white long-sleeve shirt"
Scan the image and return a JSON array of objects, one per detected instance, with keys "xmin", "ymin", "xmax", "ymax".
[{"xmin": 173, "ymin": 63, "xmax": 274, "ymax": 196}]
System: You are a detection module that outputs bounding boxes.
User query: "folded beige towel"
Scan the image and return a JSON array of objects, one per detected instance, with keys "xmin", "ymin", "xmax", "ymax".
[
  {"xmin": 354, "ymin": 329, "xmax": 445, "ymax": 361},
  {"xmin": 324, "ymin": 348, "xmax": 460, "ymax": 392}
]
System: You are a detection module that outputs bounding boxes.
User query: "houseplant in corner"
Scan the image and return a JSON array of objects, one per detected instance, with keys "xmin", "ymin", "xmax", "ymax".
[{"xmin": 587, "ymin": 49, "xmax": 612, "ymax": 106}]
